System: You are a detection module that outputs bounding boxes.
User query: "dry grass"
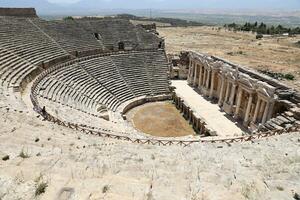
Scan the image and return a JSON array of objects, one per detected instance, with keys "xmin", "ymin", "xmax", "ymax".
[
  {"xmin": 131, "ymin": 102, "xmax": 195, "ymax": 137},
  {"xmin": 158, "ymin": 26, "xmax": 300, "ymax": 90}
]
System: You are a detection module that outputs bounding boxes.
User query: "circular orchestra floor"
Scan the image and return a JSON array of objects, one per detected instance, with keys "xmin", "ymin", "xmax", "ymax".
[{"xmin": 127, "ymin": 101, "xmax": 195, "ymax": 137}]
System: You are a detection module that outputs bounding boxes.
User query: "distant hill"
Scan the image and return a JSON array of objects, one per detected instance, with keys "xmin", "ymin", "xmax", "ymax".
[
  {"xmin": 114, "ymin": 14, "xmax": 206, "ymax": 27},
  {"xmin": 1, "ymin": 1, "xmax": 300, "ymax": 27}
]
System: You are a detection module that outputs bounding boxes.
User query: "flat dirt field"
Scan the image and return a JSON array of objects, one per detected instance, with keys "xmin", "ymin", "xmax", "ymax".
[
  {"xmin": 158, "ymin": 26, "xmax": 300, "ymax": 90},
  {"xmin": 128, "ymin": 101, "xmax": 195, "ymax": 137}
]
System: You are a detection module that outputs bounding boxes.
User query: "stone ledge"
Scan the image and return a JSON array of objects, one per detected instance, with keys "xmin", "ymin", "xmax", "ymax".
[{"xmin": 0, "ymin": 8, "xmax": 37, "ymax": 17}]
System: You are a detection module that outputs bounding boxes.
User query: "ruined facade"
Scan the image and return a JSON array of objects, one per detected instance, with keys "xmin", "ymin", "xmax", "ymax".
[
  {"xmin": 169, "ymin": 51, "xmax": 190, "ymax": 79},
  {"xmin": 187, "ymin": 51, "xmax": 300, "ymax": 132}
]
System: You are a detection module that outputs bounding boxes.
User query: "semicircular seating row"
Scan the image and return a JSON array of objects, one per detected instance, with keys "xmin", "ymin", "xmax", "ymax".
[
  {"xmin": 35, "ymin": 50, "xmax": 170, "ymax": 116},
  {"xmin": 0, "ymin": 17, "xmax": 70, "ymax": 90},
  {"xmin": 0, "ymin": 17, "xmax": 162, "ymax": 91}
]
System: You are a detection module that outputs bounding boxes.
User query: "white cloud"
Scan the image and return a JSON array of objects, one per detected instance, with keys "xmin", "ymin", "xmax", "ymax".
[{"xmin": 47, "ymin": 0, "xmax": 82, "ymax": 4}]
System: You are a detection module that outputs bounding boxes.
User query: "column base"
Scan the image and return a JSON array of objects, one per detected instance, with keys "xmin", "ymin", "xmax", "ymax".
[
  {"xmin": 202, "ymin": 88, "xmax": 210, "ymax": 96},
  {"xmin": 249, "ymin": 122, "xmax": 258, "ymax": 132},
  {"xmin": 233, "ymin": 114, "xmax": 239, "ymax": 120},
  {"xmin": 243, "ymin": 120, "xmax": 250, "ymax": 128},
  {"xmin": 223, "ymin": 102, "xmax": 233, "ymax": 115},
  {"xmin": 197, "ymin": 86, "xmax": 203, "ymax": 94},
  {"xmin": 209, "ymin": 90, "xmax": 214, "ymax": 99}
]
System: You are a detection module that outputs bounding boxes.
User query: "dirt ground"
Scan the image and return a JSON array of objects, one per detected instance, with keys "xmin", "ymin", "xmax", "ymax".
[
  {"xmin": 158, "ymin": 26, "xmax": 300, "ymax": 90},
  {"xmin": 128, "ymin": 101, "xmax": 195, "ymax": 137}
]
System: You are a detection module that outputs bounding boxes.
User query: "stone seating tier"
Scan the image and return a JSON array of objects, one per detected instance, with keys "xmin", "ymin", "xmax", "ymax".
[
  {"xmin": 77, "ymin": 18, "xmax": 163, "ymax": 51},
  {"xmin": 0, "ymin": 17, "xmax": 164, "ymax": 91},
  {"xmin": 30, "ymin": 19, "xmax": 105, "ymax": 53},
  {"xmin": 35, "ymin": 50, "xmax": 170, "ymax": 114}
]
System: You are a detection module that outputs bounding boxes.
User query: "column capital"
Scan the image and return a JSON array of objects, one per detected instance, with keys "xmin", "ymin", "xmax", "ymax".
[{"xmin": 232, "ymin": 82, "xmax": 238, "ymax": 87}]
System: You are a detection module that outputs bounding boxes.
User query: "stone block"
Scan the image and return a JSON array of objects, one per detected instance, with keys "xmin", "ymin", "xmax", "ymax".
[{"xmin": 291, "ymin": 107, "xmax": 300, "ymax": 119}]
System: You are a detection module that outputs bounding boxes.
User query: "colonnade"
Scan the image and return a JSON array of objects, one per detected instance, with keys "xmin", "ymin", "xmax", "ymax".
[
  {"xmin": 187, "ymin": 53, "xmax": 276, "ymax": 131},
  {"xmin": 173, "ymin": 93, "xmax": 209, "ymax": 135}
]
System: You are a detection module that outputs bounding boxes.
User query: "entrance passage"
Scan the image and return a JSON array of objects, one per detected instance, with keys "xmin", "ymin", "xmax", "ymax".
[{"xmin": 129, "ymin": 101, "xmax": 195, "ymax": 137}]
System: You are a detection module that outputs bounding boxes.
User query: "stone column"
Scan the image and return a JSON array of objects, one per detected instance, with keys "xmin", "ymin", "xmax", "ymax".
[
  {"xmin": 209, "ymin": 71, "xmax": 215, "ymax": 98},
  {"xmin": 258, "ymin": 100, "xmax": 266, "ymax": 122},
  {"xmin": 202, "ymin": 69, "xmax": 207, "ymax": 87},
  {"xmin": 205, "ymin": 69, "xmax": 210, "ymax": 89},
  {"xmin": 188, "ymin": 61, "xmax": 193, "ymax": 84},
  {"xmin": 252, "ymin": 98, "xmax": 261, "ymax": 124},
  {"xmin": 234, "ymin": 88, "xmax": 243, "ymax": 119},
  {"xmin": 180, "ymin": 100, "xmax": 184, "ymax": 112},
  {"xmin": 243, "ymin": 92, "xmax": 253, "ymax": 126},
  {"xmin": 188, "ymin": 60, "xmax": 192, "ymax": 77},
  {"xmin": 193, "ymin": 63, "xmax": 198, "ymax": 86},
  {"xmin": 200, "ymin": 122, "xmax": 205, "ymax": 135},
  {"xmin": 224, "ymin": 81, "xmax": 231, "ymax": 104},
  {"xmin": 262, "ymin": 100, "xmax": 270, "ymax": 124},
  {"xmin": 198, "ymin": 65, "xmax": 203, "ymax": 89},
  {"xmin": 267, "ymin": 101, "xmax": 275, "ymax": 121},
  {"xmin": 189, "ymin": 110, "xmax": 193, "ymax": 123},
  {"xmin": 218, "ymin": 77, "xmax": 225, "ymax": 106},
  {"xmin": 229, "ymin": 83, "xmax": 237, "ymax": 106}
]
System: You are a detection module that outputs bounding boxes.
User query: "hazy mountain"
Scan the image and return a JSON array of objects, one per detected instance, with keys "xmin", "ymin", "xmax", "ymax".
[{"xmin": 1, "ymin": 0, "xmax": 300, "ymax": 16}]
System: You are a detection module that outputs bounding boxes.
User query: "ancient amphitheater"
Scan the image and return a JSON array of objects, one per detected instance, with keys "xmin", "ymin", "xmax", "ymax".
[{"xmin": 0, "ymin": 8, "xmax": 300, "ymax": 200}]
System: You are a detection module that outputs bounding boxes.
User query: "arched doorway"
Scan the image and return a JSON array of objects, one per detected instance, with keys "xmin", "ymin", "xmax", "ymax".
[{"xmin": 118, "ymin": 42, "xmax": 125, "ymax": 50}]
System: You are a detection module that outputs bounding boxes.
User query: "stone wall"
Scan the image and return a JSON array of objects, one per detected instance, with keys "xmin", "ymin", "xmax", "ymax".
[
  {"xmin": 0, "ymin": 8, "xmax": 37, "ymax": 17},
  {"xmin": 121, "ymin": 95, "xmax": 172, "ymax": 116},
  {"xmin": 172, "ymin": 93, "xmax": 213, "ymax": 136}
]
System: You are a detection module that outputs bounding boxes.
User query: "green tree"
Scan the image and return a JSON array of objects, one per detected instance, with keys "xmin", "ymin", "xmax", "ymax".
[{"xmin": 63, "ymin": 16, "xmax": 74, "ymax": 21}]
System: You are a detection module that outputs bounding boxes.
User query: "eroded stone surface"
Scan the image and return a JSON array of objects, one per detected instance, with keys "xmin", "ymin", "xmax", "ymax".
[{"xmin": 0, "ymin": 108, "xmax": 299, "ymax": 200}]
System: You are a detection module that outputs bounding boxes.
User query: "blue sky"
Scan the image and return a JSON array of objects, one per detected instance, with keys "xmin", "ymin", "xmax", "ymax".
[{"xmin": 1, "ymin": 0, "xmax": 300, "ymax": 15}]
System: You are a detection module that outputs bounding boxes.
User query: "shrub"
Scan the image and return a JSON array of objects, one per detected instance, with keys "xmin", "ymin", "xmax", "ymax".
[
  {"xmin": 102, "ymin": 185, "xmax": 109, "ymax": 193},
  {"xmin": 2, "ymin": 155, "xmax": 9, "ymax": 161},
  {"xmin": 19, "ymin": 149, "xmax": 30, "ymax": 159},
  {"xmin": 284, "ymin": 73, "xmax": 295, "ymax": 80},
  {"xmin": 256, "ymin": 34, "xmax": 263, "ymax": 39},
  {"xmin": 276, "ymin": 186, "xmax": 284, "ymax": 191},
  {"xmin": 63, "ymin": 16, "xmax": 74, "ymax": 21},
  {"xmin": 35, "ymin": 182, "xmax": 48, "ymax": 196},
  {"xmin": 294, "ymin": 193, "xmax": 300, "ymax": 200}
]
